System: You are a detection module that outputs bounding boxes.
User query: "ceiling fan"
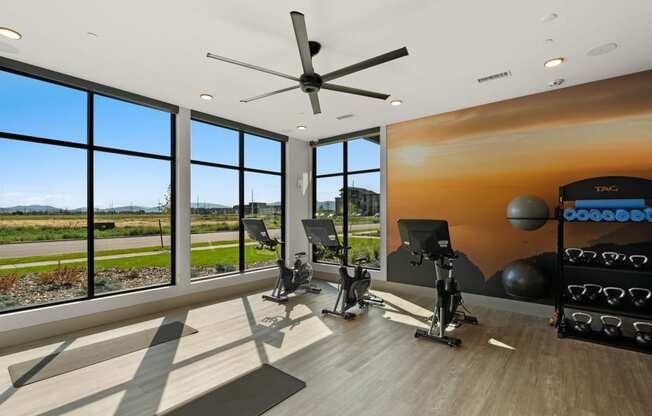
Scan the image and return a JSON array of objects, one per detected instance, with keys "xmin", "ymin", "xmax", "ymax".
[{"xmin": 206, "ymin": 11, "xmax": 409, "ymax": 115}]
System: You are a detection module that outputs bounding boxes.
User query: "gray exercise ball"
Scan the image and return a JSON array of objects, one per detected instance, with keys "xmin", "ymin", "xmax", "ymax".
[
  {"xmin": 501, "ymin": 260, "xmax": 548, "ymax": 300},
  {"xmin": 506, "ymin": 195, "xmax": 549, "ymax": 231}
]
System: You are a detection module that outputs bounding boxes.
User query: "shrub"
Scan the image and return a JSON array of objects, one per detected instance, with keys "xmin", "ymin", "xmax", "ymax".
[
  {"xmin": 0, "ymin": 273, "xmax": 19, "ymax": 293},
  {"xmin": 0, "ymin": 293, "xmax": 19, "ymax": 310},
  {"xmin": 37, "ymin": 264, "xmax": 84, "ymax": 288},
  {"xmin": 94, "ymin": 277, "xmax": 122, "ymax": 293}
]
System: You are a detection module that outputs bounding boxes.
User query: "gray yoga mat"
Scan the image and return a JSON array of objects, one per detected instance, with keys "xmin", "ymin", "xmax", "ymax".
[
  {"xmin": 160, "ymin": 364, "xmax": 306, "ymax": 416},
  {"xmin": 9, "ymin": 321, "xmax": 197, "ymax": 387}
]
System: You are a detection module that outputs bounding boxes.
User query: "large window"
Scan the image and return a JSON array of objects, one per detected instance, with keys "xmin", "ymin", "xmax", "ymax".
[
  {"xmin": 0, "ymin": 69, "xmax": 175, "ymax": 314},
  {"xmin": 190, "ymin": 121, "xmax": 284, "ymax": 279},
  {"xmin": 313, "ymin": 136, "xmax": 380, "ymax": 269}
]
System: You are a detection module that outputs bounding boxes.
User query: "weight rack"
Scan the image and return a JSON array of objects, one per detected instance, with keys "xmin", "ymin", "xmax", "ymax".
[{"xmin": 556, "ymin": 176, "xmax": 652, "ymax": 354}]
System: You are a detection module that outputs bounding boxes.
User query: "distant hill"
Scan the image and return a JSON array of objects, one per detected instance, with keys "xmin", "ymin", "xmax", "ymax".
[
  {"xmin": 191, "ymin": 202, "xmax": 231, "ymax": 209},
  {"xmin": 0, "ymin": 205, "xmax": 63, "ymax": 213}
]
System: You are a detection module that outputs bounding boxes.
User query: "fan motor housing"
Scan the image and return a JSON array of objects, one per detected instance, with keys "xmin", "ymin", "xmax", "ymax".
[{"xmin": 299, "ymin": 73, "xmax": 323, "ymax": 93}]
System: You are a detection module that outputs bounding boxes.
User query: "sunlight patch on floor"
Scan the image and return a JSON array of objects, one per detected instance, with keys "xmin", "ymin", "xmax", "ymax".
[
  {"xmin": 372, "ymin": 291, "xmax": 433, "ymax": 330},
  {"xmin": 488, "ymin": 338, "xmax": 516, "ymax": 351}
]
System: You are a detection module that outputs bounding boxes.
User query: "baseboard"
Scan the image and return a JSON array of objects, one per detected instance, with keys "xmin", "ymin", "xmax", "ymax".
[
  {"xmin": 0, "ymin": 277, "xmax": 274, "ymax": 351},
  {"xmin": 315, "ymin": 270, "xmax": 553, "ymax": 319}
]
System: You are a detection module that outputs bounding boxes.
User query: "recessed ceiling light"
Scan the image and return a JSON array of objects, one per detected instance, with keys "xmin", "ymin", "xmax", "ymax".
[
  {"xmin": 541, "ymin": 13, "xmax": 558, "ymax": 23},
  {"xmin": 544, "ymin": 57, "xmax": 564, "ymax": 68},
  {"xmin": 200, "ymin": 93, "xmax": 213, "ymax": 100},
  {"xmin": 587, "ymin": 43, "xmax": 618, "ymax": 56},
  {"xmin": 0, "ymin": 27, "xmax": 22, "ymax": 40},
  {"xmin": 390, "ymin": 99, "xmax": 403, "ymax": 106},
  {"xmin": 297, "ymin": 125, "xmax": 307, "ymax": 130},
  {"xmin": 548, "ymin": 78, "xmax": 565, "ymax": 87}
]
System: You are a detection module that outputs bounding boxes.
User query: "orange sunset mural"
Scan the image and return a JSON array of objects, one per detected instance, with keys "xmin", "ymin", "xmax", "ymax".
[{"xmin": 387, "ymin": 70, "xmax": 652, "ymax": 299}]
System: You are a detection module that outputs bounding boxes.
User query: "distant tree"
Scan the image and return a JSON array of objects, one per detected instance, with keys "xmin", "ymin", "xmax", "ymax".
[{"xmin": 161, "ymin": 184, "xmax": 172, "ymax": 214}]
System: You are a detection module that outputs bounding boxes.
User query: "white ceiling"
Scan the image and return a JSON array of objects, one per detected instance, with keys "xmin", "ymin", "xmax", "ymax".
[{"xmin": 2, "ymin": 0, "xmax": 652, "ymax": 140}]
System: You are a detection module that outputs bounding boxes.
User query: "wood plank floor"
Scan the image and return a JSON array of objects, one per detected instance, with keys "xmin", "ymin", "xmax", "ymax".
[{"xmin": 0, "ymin": 280, "xmax": 651, "ymax": 416}]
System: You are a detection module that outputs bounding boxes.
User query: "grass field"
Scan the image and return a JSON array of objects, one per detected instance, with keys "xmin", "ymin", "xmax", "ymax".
[{"xmin": 0, "ymin": 213, "xmax": 283, "ymax": 244}]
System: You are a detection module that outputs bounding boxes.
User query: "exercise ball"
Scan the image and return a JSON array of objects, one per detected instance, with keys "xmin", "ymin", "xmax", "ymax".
[
  {"xmin": 501, "ymin": 260, "xmax": 548, "ymax": 300},
  {"xmin": 506, "ymin": 195, "xmax": 549, "ymax": 231}
]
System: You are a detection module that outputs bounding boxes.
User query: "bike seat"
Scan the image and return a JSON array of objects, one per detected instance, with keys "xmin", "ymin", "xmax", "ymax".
[
  {"xmin": 354, "ymin": 256, "xmax": 368, "ymax": 264},
  {"xmin": 294, "ymin": 251, "xmax": 307, "ymax": 257}
]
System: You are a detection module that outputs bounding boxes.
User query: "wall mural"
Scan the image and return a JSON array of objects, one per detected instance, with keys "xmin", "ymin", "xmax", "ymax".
[{"xmin": 387, "ymin": 70, "xmax": 652, "ymax": 303}]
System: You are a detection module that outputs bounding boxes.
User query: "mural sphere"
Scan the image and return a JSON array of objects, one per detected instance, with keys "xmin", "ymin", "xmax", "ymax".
[
  {"xmin": 501, "ymin": 260, "xmax": 548, "ymax": 300},
  {"xmin": 507, "ymin": 195, "xmax": 550, "ymax": 231}
]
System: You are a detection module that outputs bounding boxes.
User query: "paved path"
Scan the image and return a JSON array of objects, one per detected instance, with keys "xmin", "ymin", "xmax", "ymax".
[{"xmin": 0, "ymin": 224, "xmax": 379, "ymax": 259}]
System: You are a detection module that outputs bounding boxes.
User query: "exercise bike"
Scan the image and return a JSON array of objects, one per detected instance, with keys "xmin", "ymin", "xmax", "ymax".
[
  {"xmin": 398, "ymin": 219, "xmax": 478, "ymax": 347},
  {"xmin": 302, "ymin": 219, "xmax": 384, "ymax": 320},
  {"xmin": 242, "ymin": 218, "xmax": 320, "ymax": 304}
]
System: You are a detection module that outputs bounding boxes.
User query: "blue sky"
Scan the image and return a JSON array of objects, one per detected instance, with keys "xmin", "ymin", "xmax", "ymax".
[{"xmin": 0, "ymin": 69, "xmax": 377, "ymax": 209}]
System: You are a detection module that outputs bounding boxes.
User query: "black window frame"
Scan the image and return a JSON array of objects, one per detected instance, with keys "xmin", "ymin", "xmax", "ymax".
[
  {"xmin": 189, "ymin": 118, "xmax": 286, "ymax": 278},
  {"xmin": 312, "ymin": 129, "xmax": 381, "ymax": 270},
  {"xmin": 0, "ymin": 64, "xmax": 177, "ymax": 316}
]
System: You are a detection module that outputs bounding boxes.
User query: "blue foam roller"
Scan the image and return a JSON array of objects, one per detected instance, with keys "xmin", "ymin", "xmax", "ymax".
[
  {"xmin": 646, "ymin": 208, "xmax": 652, "ymax": 222},
  {"xmin": 601, "ymin": 209, "xmax": 615, "ymax": 221},
  {"xmin": 588, "ymin": 209, "xmax": 602, "ymax": 222},
  {"xmin": 576, "ymin": 209, "xmax": 590, "ymax": 221},
  {"xmin": 563, "ymin": 208, "xmax": 577, "ymax": 221},
  {"xmin": 630, "ymin": 209, "xmax": 646, "ymax": 222},
  {"xmin": 575, "ymin": 199, "xmax": 646, "ymax": 209},
  {"xmin": 615, "ymin": 209, "xmax": 630, "ymax": 222}
]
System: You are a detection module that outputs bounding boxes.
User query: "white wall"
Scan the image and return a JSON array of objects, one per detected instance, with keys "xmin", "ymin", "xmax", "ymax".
[
  {"xmin": 0, "ymin": 108, "xmax": 277, "ymax": 335},
  {"xmin": 284, "ymin": 138, "xmax": 312, "ymax": 261}
]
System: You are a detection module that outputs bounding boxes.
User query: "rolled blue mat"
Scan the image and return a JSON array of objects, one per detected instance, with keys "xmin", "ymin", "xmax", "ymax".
[
  {"xmin": 601, "ymin": 209, "xmax": 615, "ymax": 221},
  {"xmin": 615, "ymin": 209, "xmax": 630, "ymax": 222},
  {"xmin": 630, "ymin": 209, "xmax": 646, "ymax": 222},
  {"xmin": 576, "ymin": 209, "xmax": 590, "ymax": 221},
  {"xmin": 563, "ymin": 208, "xmax": 577, "ymax": 221},
  {"xmin": 575, "ymin": 198, "xmax": 646, "ymax": 209},
  {"xmin": 646, "ymin": 208, "xmax": 652, "ymax": 222},
  {"xmin": 588, "ymin": 209, "xmax": 602, "ymax": 222}
]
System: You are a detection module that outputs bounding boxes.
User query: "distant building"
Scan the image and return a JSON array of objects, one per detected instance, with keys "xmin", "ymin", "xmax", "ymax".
[
  {"xmin": 235, "ymin": 202, "xmax": 281, "ymax": 216},
  {"xmin": 335, "ymin": 187, "xmax": 380, "ymax": 216}
]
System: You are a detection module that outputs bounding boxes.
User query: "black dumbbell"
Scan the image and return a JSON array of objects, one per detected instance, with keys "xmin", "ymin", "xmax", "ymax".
[
  {"xmin": 600, "ymin": 315, "xmax": 623, "ymax": 339},
  {"xmin": 633, "ymin": 322, "xmax": 652, "ymax": 347},
  {"xmin": 629, "ymin": 255, "xmax": 648, "ymax": 270},
  {"xmin": 564, "ymin": 248, "xmax": 583, "ymax": 264},
  {"xmin": 629, "ymin": 288, "xmax": 651, "ymax": 309},
  {"xmin": 571, "ymin": 312, "xmax": 592, "ymax": 336},
  {"xmin": 603, "ymin": 287, "xmax": 625, "ymax": 308},
  {"xmin": 583, "ymin": 284, "xmax": 603, "ymax": 303},
  {"xmin": 567, "ymin": 285, "xmax": 587, "ymax": 302}
]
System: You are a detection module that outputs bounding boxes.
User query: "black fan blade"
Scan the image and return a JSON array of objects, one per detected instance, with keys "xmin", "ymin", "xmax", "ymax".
[
  {"xmin": 206, "ymin": 52, "xmax": 299, "ymax": 81},
  {"xmin": 240, "ymin": 85, "xmax": 300, "ymax": 103},
  {"xmin": 290, "ymin": 11, "xmax": 315, "ymax": 75},
  {"xmin": 321, "ymin": 83, "xmax": 390, "ymax": 100},
  {"xmin": 321, "ymin": 47, "xmax": 409, "ymax": 82},
  {"xmin": 309, "ymin": 92, "xmax": 321, "ymax": 114}
]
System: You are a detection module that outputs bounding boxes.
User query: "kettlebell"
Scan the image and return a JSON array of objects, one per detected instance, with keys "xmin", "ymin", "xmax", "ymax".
[
  {"xmin": 600, "ymin": 315, "xmax": 623, "ymax": 339},
  {"xmin": 571, "ymin": 312, "xmax": 592, "ymax": 336},
  {"xmin": 565, "ymin": 248, "xmax": 583, "ymax": 264},
  {"xmin": 629, "ymin": 255, "xmax": 648, "ymax": 270},
  {"xmin": 567, "ymin": 285, "xmax": 587, "ymax": 302},
  {"xmin": 580, "ymin": 250, "xmax": 597, "ymax": 264},
  {"xmin": 629, "ymin": 288, "xmax": 651, "ymax": 309},
  {"xmin": 603, "ymin": 287, "xmax": 626, "ymax": 308},
  {"xmin": 602, "ymin": 252, "xmax": 622, "ymax": 267},
  {"xmin": 633, "ymin": 322, "xmax": 652, "ymax": 347},
  {"xmin": 583, "ymin": 284, "xmax": 603, "ymax": 303}
]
